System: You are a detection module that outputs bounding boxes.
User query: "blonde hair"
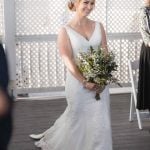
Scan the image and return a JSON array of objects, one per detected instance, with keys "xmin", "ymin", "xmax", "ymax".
[
  {"xmin": 68, "ymin": 0, "xmax": 81, "ymax": 12},
  {"xmin": 68, "ymin": 0, "xmax": 95, "ymax": 12}
]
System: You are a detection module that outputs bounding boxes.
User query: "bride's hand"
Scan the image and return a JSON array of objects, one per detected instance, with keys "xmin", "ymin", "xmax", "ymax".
[
  {"xmin": 0, "ymin": 90, "xmax": 9, "ymax": 117},
  {"xmin": 84, "ymin": 82, "xmax": 97, "ymax": 91}
]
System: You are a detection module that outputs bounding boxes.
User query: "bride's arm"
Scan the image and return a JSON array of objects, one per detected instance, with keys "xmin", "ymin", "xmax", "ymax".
[{"xmin": 57, "ymin": 27, "xmax": 96, "ymax": 90}]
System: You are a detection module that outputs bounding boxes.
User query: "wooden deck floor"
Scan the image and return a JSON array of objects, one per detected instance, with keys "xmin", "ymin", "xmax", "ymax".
[{"xmin": 9, "ymin": 94, "xmax": 150, "ymax": 150}]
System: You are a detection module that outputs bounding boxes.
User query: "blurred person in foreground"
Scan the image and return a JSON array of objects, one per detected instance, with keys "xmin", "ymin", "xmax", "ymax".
[
  {"xmin": 137, "ymin": 0, "xmax": 150, "ymax": 111},
  {"xmin": 0, "ymin": 42, "xmax": 13, "ymax": 150}
]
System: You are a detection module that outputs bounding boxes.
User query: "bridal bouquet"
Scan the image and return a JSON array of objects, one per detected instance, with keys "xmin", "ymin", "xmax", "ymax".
[{"xmin": 76, "ymin": 46, "xmax": 120, "ymax": 100}]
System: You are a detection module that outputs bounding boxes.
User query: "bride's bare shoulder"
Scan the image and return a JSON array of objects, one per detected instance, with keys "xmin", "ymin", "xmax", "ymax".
[
  {"xmin": 57, "ymin": 25, "xmax": 69, "ymax": 40},
  {"xmin": 57, "ymin": 25, "xmax": 72, "ymax": 51}
]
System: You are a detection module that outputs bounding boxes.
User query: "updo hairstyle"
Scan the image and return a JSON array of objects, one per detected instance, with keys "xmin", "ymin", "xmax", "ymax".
[{"xmin": 68, "ymin": 0, "xmax": 80, "ymax": 11}]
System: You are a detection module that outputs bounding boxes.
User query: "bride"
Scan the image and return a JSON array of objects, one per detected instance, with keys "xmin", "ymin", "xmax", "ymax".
[{"xmin": 30, "ymin": 0, "xmax": 113, "ymax": 149}]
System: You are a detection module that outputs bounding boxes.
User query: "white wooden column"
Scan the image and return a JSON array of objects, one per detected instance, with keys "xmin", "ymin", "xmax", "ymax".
[{"xmin": 4, "ymin": 0, "xmax": 16, "ymax": 95}]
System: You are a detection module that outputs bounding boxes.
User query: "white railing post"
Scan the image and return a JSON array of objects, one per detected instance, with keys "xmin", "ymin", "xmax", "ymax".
[{"xmin": 4, "ymin": 0, "xmax": 16, "ymax": 97}]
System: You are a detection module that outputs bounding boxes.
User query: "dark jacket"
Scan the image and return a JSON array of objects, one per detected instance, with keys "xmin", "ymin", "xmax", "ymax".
[
  {"xmin": 0, "ymin": 43, "xmax": 13, "ymax": 150},
  {"xmin": 0, "ymin": 43, "xmax": 9, "ymax": 91}
]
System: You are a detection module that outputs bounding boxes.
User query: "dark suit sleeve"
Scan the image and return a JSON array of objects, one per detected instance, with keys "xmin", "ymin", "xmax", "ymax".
[
  {"xmin": 0, "ymin": 43, "xmax": 9, "ymax": 91},
  {"xmin": 0, "ymin": 44, "xmax": 13, "ymax": 150}
]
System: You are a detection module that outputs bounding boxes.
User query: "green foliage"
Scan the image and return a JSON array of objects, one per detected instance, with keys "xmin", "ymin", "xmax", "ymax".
[{"xmin": 76, "ymin": 46, "xmax": 119, "ymax": 86}]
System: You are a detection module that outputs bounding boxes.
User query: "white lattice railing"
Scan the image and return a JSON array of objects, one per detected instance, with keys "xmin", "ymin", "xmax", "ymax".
[
  {"xmin": 108, "ymin": 33, "xmax": 142, "ymax": 84},
  {"xmin": 16, "ymin": 35, "xmax": 65, "ymax": 91},
  {"xmin": 15, "ymin": 33, "xmax": 142, "ymax": 92}
]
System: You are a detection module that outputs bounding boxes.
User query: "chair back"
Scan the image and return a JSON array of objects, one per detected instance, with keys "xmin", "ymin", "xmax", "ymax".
[
  {"xmin": 128, "ymin": 59, "xmax": 143, "ymax": 130},
  {"xmin": 128, "ymin": 60, "xmax": 139, "ymax": 89}
]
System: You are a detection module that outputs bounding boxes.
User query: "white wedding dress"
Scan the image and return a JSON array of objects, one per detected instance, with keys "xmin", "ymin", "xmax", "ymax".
[{"xmin": 35, "ymin": 21, "xmax": 113, "ymax": 150}]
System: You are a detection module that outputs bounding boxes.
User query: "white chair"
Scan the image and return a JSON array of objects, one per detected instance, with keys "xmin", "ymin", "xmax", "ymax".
[{"xmin": 128, "ymin": 59, "xmax": 143, "ymax": 130}]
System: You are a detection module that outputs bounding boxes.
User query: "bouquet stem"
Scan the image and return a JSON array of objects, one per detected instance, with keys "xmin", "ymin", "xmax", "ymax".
[{"xmin": 95, "ymin": 92, "xmax": 100, "ymax": 100}]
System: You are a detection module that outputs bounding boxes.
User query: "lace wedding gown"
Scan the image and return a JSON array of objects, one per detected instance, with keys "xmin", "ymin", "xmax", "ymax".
[{"xmin": 35, "ymin": 21, "xmax": 113, "ymax": 150}]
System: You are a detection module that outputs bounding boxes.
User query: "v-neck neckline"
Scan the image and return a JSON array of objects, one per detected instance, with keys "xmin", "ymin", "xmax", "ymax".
[{"xmin": 66, "ymin": 22, "xmax": 97, "ymax": 42}]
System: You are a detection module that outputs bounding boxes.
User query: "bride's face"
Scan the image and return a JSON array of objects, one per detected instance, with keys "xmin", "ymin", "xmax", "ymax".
[{"xmin": 75, "ymin": 0, "xmax": 95, "ymax": 17}]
